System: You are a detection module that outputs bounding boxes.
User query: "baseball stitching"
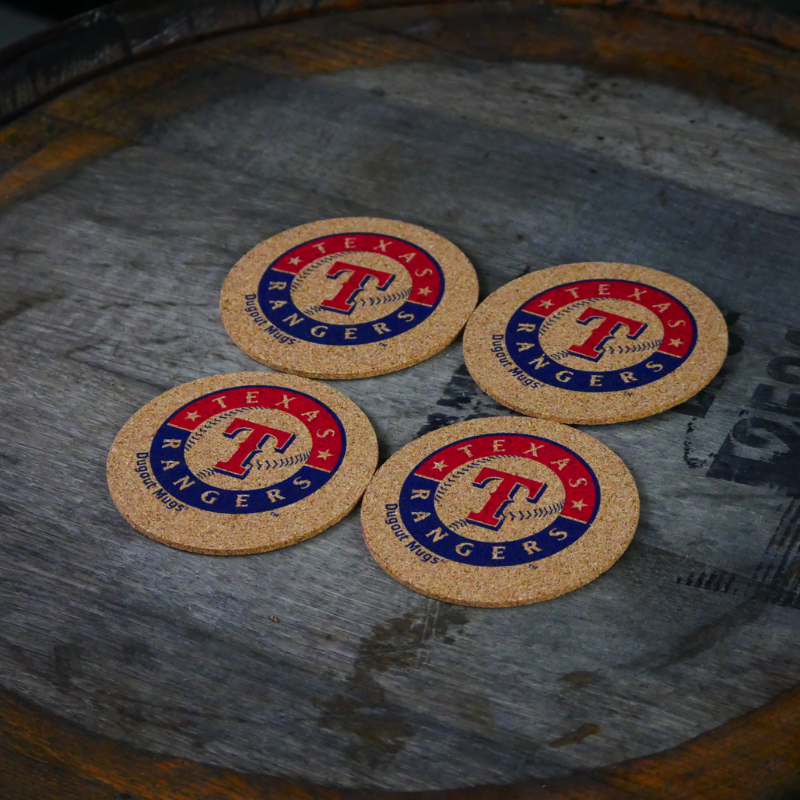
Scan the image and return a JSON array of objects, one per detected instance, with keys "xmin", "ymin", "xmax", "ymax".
[
  {"xmin": 434, "ymin": 456, "xmax": 496, "ymax": 502},
  {"xmin": 447, "ymin": 499, "xmax": 565, "ymax": 530},
  {"xmin": 538, "ymin": 296, "xmax": 662, "ymax": 362},
  {"xmin": 184, "ymin": 406, "xmax": 309, "ymax": 474},
  {"xmin": 301, "ymin": 286, "xmax": 411, "ymax": 317},
  {"xmin": 185, "ymin": 408, "xmax": 242, "ymax": 453},
  {"xmin": 536, "ymin": 298, "xmax": 596, "ymax": 338},
  {"xmin": 505, "ymin": 501, "xmax": 565, "ymax": 520},
  {"xmin": 435, "ymin": 454, "xmax": 565, "ymax": 532},
  {"xmin": 194, "ymin": 447, "xmax": 312, "ymax": 480},
  {"xmin": 547, "ymin": 338, "xmax": 662, "ymax": 362},
  {"xmin": 290, "ymin": 250, "xmax": 410, "ymax": 318},
  {"xmin": 289, "ymin": 253, "xmax": 342, "ymax": 295},
  {"xmin": 603, "ymin": 338, "xmax": 662, "ymax": 354}
]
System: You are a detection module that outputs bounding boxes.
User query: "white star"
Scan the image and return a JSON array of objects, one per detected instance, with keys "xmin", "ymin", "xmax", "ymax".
[
  {"xmin": 669, "ymin": 338, "xmax": 684, "ymax": 348},
  {"xmin": 539, "ymin": 299, "xmax": 554, "ymax": 309},
  {"xmin": 417, "ymin": 286, "xmax": 432, "ymax": 297},
  {"xmin": 572, "ymin": 499, "xmax": 587, "ymax": 510},
  {"xmin": 317, "ymin": 449, "xmax": 332, "ymax": 461},
  {"xmin": 289, "ymin": 256, "xmax": 302, "ymax": 265},
  {"xmin": 432, "ymin": 460, "xmax": 447, "ymax": 471},
  {"xmin": 186, "ymin": 411, "xmax": 201, "ymax": 421}
]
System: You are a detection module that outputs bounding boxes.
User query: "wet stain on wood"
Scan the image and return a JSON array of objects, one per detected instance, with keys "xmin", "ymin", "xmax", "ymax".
[
  {"xmin": 559, "ymin": 671, "xmax": 600, "ymax": 690},
  {"xmin": 549, "ymin": 723, "xmax": 601, "ymax": 748},
  {"xmin": 317, "ymin": 605, "xmax": 468, "ymax": 769}
]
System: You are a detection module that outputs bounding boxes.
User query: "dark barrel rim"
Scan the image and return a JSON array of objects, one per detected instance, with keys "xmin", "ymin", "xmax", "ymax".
[{"xmin": 1, "ymin": 0, "xmax": 800, "ymax": 126}]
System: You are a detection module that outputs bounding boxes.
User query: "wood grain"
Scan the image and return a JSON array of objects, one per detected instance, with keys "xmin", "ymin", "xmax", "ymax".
[
  {"xmin": 1, "ymin": 0, "xmax": 800, "ymax": 797},
  {"xmin": 2, "ymin": 0, "xmax": 800, "ymax": 125},
  {"xmin": 1, "ymin": 679, "xmax": 799, "ymax": 797}
]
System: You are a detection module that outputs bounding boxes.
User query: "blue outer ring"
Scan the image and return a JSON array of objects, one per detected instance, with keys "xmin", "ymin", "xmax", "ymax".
[
  {"xmin": 398, "ymin": 434, "xmax": 601, "ymax": 567},
  {"xmin": 505, "ymin": 279, "xmax": 698, "ymax": 393},
  {"xmin": 257, "ymin": 234, "xmax": 444, "ymax": 345},
  {"xmin": 149, "ymin": 386, "xmax": 346, "ymax": 514}
]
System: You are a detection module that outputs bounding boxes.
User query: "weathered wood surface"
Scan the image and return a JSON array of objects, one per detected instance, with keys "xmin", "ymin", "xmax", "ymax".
[
  {"xmin": 1, "ymin": 0, "xmax": 800, "ymax": 797},
  {"xmin": 2, "ymin": 0, "xmax": 800, "ymax": 127}
]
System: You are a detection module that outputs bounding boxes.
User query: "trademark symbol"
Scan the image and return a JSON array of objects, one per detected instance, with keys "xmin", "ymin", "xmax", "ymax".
[
  {"xmin": 529, "ymin": 564, "xmax": 539, "ymax": 570},
  {"xmin": 378, "ymin": 342, "xmax": 388, "ymax": 347},
  {"xmin": 271, "ymin": 512, "xmax": 280, "ymax": 517}
]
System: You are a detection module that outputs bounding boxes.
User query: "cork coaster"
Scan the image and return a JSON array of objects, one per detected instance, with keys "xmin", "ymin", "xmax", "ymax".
[
  {"xmin": 361, "ymin": 417, "xmax": 639, "ymax": 607},
  {"xmin": 107, "ymin": 372, "xmax": 378, "ymax": 554},
  {"xmin": 221, "ymin": 218, "xmax": 479, "ymax": 379},
  {"xmin": 463, "ymin": 263, "xmax": 728, "ymax": 424}
]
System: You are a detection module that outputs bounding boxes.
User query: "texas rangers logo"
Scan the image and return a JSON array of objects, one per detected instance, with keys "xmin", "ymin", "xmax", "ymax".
[
  {"xmin": 398, "ymin": 433, "xmax": 600, "ymax": 566},
  {"xmin": 146, "ymin": 385, "xmax": 345, "ymax": 514},
  {"xmin": 504, "ymin": 279, "xmax": 698, "ymax": 392},
  {"xmin": 254, "ymin": 233, "xmax": 444, "ymax": 345}
]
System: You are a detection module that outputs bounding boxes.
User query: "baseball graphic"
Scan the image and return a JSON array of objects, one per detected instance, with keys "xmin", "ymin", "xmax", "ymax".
[
  {"xmin": 433, "ymin": 454, "xmax": 566, "ymax": 543},
  {"xmin": 536, "ymin": 297, "xmax": 664, "ymax": 371},
  {"xmin": 291, "ymin": 251, "xmax": 414, "ymax": 325},
  {"xmin": 508, "ymin": 279, "xmax": 695, "ymax": 392},
  {"xmin": 257, "ymin": 231, "xmax": 443, "ymax": 348},
  {"xmin": 394, "ymin": 430, "xmax": 602, "ymax": 568},
  {"xmin": 147, "ymin": 384, "xmax": 346, "ymax": 517},
  {"xmin": 183, "ymin": 406, "xmax": 313, "ymax": 492}
]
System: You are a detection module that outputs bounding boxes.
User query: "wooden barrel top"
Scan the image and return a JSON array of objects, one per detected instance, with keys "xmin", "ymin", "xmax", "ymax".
[{"xmin": 1, "ymin": 1, "xmax": 799, "ymax": 797}]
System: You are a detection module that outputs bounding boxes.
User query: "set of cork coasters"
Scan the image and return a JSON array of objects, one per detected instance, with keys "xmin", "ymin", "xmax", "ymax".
[{"xmin": 108, "ymin": 218, "xmax": 728, "ymax": 607}]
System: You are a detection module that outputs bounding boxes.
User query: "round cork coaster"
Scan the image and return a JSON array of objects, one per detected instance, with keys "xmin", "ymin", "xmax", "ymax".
[
  {"xmin": 361, "ymin": 417, "xmax": 639, "ymax": 607},
  {"xmin": 463, "ymin": 263, "xmax": 728, "ymax": 424},
  {"xmin": 221, "ymin": 218, "xmax": 479, "ymax": 379},
  {"xmin": 107, "ymin": 372, "xmax": 378, "ymax": 554}
]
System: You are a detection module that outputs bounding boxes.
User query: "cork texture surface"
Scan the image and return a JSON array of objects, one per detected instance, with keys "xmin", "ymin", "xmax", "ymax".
[
  {"xmin": 107, "ymin": 372, "xmax": 378, "ymax": 554},
  {"xmin": 221, "ymin": 217, "xmax": 479, "ymax": 379},
  {"xmin": 463, "ymin": 263, "xmax": 728, "ymax": 424},
  {"xmin": 361, "ymin": 416, "xmax": 639, "ymax": 607}
]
